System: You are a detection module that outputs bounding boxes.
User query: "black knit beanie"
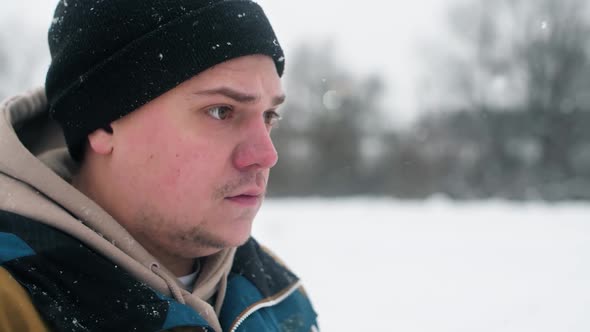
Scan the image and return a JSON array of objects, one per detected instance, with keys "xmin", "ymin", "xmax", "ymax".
[{"xmin": 45, "ymin": 0, "xmax": 285, "ymax": 160}]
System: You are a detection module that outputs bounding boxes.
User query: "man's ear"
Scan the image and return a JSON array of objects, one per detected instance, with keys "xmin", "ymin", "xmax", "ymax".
[{"xmin": 87, "ymin": 125, "xmax": 114, "ymax": 155}]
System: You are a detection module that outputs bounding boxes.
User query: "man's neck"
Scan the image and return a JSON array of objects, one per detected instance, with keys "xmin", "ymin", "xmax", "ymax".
[{"xmin": 137, "ymin": 238, "xmax": 197, "ymax": 276}]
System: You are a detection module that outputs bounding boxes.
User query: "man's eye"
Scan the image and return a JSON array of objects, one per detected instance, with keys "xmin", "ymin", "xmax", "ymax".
[
  {"xmin": 264, "ymin": 111, "xmax": 282, "ymax": 126},
  {"xmin": 207, "ymin": 106, "xmax": 233, "ymax": 120}
]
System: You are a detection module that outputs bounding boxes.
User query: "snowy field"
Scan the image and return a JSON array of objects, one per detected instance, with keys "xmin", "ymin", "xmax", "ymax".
[{"xmin": 252, "ymin": 197, "xmax": 590, "ymax": 331}]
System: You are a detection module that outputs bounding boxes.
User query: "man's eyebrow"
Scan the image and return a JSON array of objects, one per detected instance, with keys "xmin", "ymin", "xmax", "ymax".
[{"xmin": 194, "ymin": 87, "xmax": 286, "ymax": 106}]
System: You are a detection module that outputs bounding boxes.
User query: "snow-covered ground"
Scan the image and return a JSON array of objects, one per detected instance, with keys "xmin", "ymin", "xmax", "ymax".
[{"xmin": 252, "ymin": 197, "xmax": 590, "ymax": 331}]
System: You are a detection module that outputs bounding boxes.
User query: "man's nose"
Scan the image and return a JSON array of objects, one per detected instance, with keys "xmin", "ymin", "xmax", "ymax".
[{"xmin": 232, "ymin": 120, "xmax": 278, "ymax": 171}]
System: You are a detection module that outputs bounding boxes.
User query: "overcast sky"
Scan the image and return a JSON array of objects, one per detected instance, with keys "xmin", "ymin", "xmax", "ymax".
[{"xmin": 1, "ymin": 0, "xmax": 456, "ymax": 124}]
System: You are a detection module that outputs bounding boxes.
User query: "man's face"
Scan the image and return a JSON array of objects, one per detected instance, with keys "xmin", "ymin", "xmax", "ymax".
[{"xmin": 106, "ymin": 55, "xmax": 284, "ymax": 258}]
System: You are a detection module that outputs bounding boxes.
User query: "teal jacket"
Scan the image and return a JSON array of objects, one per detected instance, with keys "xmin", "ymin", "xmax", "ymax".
[{"xmin": 0, "ymin": 209, "xmax": 318, "ymax": 332}]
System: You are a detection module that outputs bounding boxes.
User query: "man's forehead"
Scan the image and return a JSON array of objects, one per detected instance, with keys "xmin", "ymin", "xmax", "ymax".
[
  {"xmin": 182, "ymin": 55, "xmax": 285, "ymax": 102},
  {"xmin": 192, "ymin": 86, "xmax": 286, "ymax": 106}
]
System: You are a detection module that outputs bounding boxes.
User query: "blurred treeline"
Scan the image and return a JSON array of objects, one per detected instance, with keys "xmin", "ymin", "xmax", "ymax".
[{"xmin": 268, "ymin": 0, "xmax": 590, "ymax": 200}]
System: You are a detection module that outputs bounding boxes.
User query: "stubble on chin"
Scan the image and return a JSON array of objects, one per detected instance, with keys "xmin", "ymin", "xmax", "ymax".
[
  {"xmin": 133, "ymin": 171, "xmax": 266, "ymax": 256},
  {"xmin": 133, "ymin": 207, "xmax": 222, "ymax": 256},
  {"xmin": 177, "ymin": 225, "xmax": 231, "ymax": 250}
]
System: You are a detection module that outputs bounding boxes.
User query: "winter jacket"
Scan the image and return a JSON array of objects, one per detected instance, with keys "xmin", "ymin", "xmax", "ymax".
[{"xmin": 0, "ymin": 89, "xmax": 318, "ymax": 332}]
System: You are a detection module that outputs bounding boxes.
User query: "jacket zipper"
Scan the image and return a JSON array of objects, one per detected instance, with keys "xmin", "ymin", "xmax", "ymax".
[{"xmin": 229, "ymin": 280, "xmax": 302, "ymax": 332}]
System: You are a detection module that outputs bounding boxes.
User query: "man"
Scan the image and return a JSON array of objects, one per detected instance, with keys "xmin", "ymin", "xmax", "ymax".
[{"xmin": 0, "ymin": 0, "xmax": 318, "ymax": 331}]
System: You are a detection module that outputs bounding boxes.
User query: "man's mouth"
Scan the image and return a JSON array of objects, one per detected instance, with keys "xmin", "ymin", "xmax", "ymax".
[
  {"xmin": 225, "ymin": 189, "xmax": 264, "ymax": 206},
  {"xmin": 225, "ymin": 194, "xmax": 261, "ymax": 206}
]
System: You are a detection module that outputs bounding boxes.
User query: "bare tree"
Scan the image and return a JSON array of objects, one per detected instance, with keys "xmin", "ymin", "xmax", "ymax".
[{"xmin": 418, "ymin": 0, "xmax": 590, "ymax": 199}]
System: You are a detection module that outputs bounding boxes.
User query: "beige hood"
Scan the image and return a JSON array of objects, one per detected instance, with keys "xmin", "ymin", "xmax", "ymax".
[{"xmin": 0, "ymin": 88, "xmax": 235, "ymax": 332}]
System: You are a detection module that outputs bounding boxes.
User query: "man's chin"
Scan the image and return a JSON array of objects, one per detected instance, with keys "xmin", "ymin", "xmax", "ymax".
[
  {"xmin": 194, "ymin": 230, "xmax": 252, "ymax": 254},
  {"xmin": 222, "ymin": 230, "xmax": 253, "ymax": 249}
]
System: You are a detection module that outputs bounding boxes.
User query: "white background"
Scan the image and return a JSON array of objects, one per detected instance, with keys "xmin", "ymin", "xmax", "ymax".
[{"xmin": 254, "ymin": 198, "xmax": 590, "ymax": 331}]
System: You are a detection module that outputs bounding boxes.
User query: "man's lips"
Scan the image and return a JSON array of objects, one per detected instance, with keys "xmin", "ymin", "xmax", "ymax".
[{"xmin": 225, "ymin": 189, "xmax": 264, "ymax": 206}]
